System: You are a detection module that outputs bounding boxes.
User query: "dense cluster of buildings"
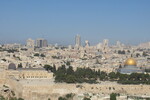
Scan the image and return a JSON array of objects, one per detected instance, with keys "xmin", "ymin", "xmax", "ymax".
[{"xmin": 0, "ymin": 35, "xmax": 150, "ymax": 100}]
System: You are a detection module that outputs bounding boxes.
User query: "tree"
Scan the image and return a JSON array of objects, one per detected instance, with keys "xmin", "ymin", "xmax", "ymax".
[
  {"xmin": 53, "ymin": 64, "xmax": 56, "ymax": 73},
  {"xmin": 110, "ymin": 93, "xmax": 117, "ymax": 100},
  {"xmin": 119, "ymin": 64, "xmax": 122, "ymax": 68},
  {"xmin": 18, "ymin": 98, "xmax": 24, "ymax": 100},
  {"xmin": 53, "ymin": 65, "xmax": 150, "ymax": 84},
  {"xmin": 122, "ymin": 50, "xmax": 125, "ymax": 54},
  {"xmin": 66, "ymin": 66, "xmax": 74, "ymax": 75},
  {"xmin": 58, "ymin": 97, "xmax": 67, "ymax": 100},
  {"xmin": 41, "ymin": 54, "xmax": 45, "ymax": 57},
  {"xmin": 127, "ymin": 50, "xmax": 130, "ymax": 53},
  {"xmin": 34, "ymin": 53, "xmax": 39, "ymax": 56},
  {"xmin": 99, "ymin": 71, "xmax": 107, "ymax": 81},
  {"xmin": 65, "ymin": 93, "xmax": 74, "ymax": 99},
  {"xmin": 136, "ymin": 53, "xmax": 140, "ymax": 57},
  {"xmin": 145, "ymin": 69, "xmax": 150, "ymax": 72},
  {"xmin": 18, "ymin": 63, "xmax": 23, "ymax": 68},
  {"xmin": 0, "ymin": 95, "xmax": 5, "ymax": 100},
  {"xmin": 66, "ymin": 61, "xmax": 70, "ymax": 66},
  {"xmin": 143, "ymin": 52, "xmax": 148, "ymax": 57},
  {"xmin": 9, "ymin": 97, "xmax": 17, "ymax": 100},
  {"xmin": 55, "ymin": 65, "xmax": 67, "ymax": 82},
  {"xmin": 44, "ymin": 65, "xmax": 53, "ymax": 71},
  {"xmin": 109, "ymin": 72, "xmax": 117, "ymax": 80},
  {"xmin": 83, "ymin": 97, "xmax": 91, "ymax": 100},
  {"xmin": 66, "ymin": 75, "xmax": 76, "ymax": 83},
  {"xmin": 2, "ymin": 59, "xmax": 6, "ymax": 62},
  {"xmin": 118, "ymin": 50, "xmax": 125, "ymax": 54}
]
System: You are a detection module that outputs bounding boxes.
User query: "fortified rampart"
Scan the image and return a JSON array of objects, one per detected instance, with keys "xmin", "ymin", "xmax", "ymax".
[
  {"xmin": 1, "ymin": 78, "xmax": 150, "ymax": 100},
  {"xmin": 21, "ymin": 83, "xmax": 150, "ymax": 100}
]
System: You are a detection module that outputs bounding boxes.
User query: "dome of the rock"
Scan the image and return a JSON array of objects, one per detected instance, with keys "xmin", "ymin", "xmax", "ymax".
[{"xmin": 124, "ymin": 58, "xmax": 137, "ymax": 66}]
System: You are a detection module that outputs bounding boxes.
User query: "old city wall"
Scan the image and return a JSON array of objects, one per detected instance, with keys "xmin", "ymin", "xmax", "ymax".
[
  {"xmin": 22, "ymin": 84, "xmax": 79, "ymax": 100},
  {"xmin": 21, "ymin": 83, "xmax": 150, "ymax": 100}
]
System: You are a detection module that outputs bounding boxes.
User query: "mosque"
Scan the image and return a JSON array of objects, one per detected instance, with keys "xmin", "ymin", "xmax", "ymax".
[
  {"xmin": 117, "ymin": 58, "xmax": 144, "ymax": 74},
  {"xmin": 5, "ymin": 63, "xmax": 53, "ymax": 80}
]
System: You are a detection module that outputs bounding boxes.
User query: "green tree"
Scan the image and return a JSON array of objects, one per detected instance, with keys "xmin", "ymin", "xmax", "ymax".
[
  {"xmin": 18, "ymin": 98, "xmax": 24, "ymax": 100},
  {"xmin": 41, "ymin": 54, "xmax": 46, "ymax": 57},
  {"xmin": 18, "ymin": 63, "xmax": 23, "ymax": 68},
  {"xmin": 65, "ymin": 93, "xmax": 74, "ymax": 98},
  {"xmin": 118, "ymin": 50, "xmax": 125, "ymax": 54},
  {"xmin": 119, "ymin": 64, "xmax": 122, "ymax": 68},
  {"xmin": 136, "ymin": 53, "xmax": 140, "ymax": 57},
  {"xmin": 109, "ymin": 72, "xmax": 117, "ymax": 80},
  {"xmin": 0, "ymin": 95, "xmax": 5, "ymax": 100},
  {"xmin": 66, "ymin": 61, "xmax": 70, "ymax": 66},
  {"xmin": 44, "ymin": 65, "xmax": 53, "ymax": 71},
  {"xmin": 99, "ymin": 71, "xmax": 107, "ymax": 81},
  {"xmin": 110, "ymin": 93, "xmax": 117, "ymax": 100},
  {"xmin": 66, "ymin": 66, "xmax": 74, "ymax": 75},
  {"xmin": 55, "ymin": 65, "xmax": 67, "ymax": 82},
  {"xmin": 53, "ymin": 64, "xmax": 56, "ymax": 73},
  {"xmin": 58, "ymin": 97, "xmax": 67, "ymax": 100},
  {"xmin": 143, "ymin": 52, "xmax": 148, "ymax": 57},
  {"xmin": 9, "ymin": 97, "xmax": 17, "ymax": 100},
  {"xmin": 127, "ymin": 50, "xmax": 130, "ymax": 53},
  {"xmin": 66, "ymin": 75, "xmax": 76, "ymax": 83},
  {"xmin": 83, "ymin": 97, "xmax": 91, "ymax": 100},
  {"xmin": 34, "ymin": 53, "xmax": 39, "ymax": 56}
]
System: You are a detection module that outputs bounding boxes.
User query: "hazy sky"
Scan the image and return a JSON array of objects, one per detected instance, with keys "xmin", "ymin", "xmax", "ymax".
[{"xmin": 0, "ymin": 0, "xmax": 150, "ymax": 45}]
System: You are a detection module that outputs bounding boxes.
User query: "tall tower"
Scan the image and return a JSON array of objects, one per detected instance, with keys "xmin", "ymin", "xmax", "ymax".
[
  {"xmin": 116, "ymin": 41, "xmax": 121, "ymax": 47},
  {"xmin": 85, "ymin": 40, "xmax": 90, "ymax": 47},
  {"xmin": 103, "ymin": 39, "xmax": 109, "ymax": 47},
  {"xmin": 36, "ymin": 38, "xmax": 48, "ymax": 48},
  {"xmin": 75, "ymin": 34, "xmax": 81, "ymax": 47},
  {"xmin": 103, "ymin": 39, "xmax": 109, "ymax": 53},
  {"xmin": 26, "ymin": 38, "xmax": 34, "ymax": 48}
]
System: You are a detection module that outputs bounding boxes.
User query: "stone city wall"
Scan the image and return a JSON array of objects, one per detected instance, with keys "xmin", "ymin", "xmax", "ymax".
[{"xmin": 21, "ymin": 83, "xmax": 150, "ymax": 100}]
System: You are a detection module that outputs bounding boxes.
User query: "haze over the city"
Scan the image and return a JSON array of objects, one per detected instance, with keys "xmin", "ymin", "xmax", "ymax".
[{"xmin": 0, "ymin": 0, "xmax": 150, "ymax": 45}]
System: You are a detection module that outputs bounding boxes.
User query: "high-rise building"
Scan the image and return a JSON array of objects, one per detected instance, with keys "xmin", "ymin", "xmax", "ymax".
[
  {"xmin": 103, "ymin": 39, "xmax": 109, "ymax": 47},
  {"xmin": 26, "ymin": 38, "xmax": 34, "ymax": 48},
  {"xmin": 75, "ymin": 34, "xmax": 81, "ymax": 47},
  {"xmin": 97, "ymin": 43, "xmax": 102, "ymax": 49},
  {"xmin": 85, "ymin": 40, "xmax": 90, "ymax": 47},
  {"xmin": 102, "ymin": 39, "xmax": 109, "ymax": 53},
  {"xmin": 116, "ymin": 41, "xmax": 121, "ymax": 47},
  {"xmin": 36, "ymin": 38, "xmax": 48, "ymax": 48}
]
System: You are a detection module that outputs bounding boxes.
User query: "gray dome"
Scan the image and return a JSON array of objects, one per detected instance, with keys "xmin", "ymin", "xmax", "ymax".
[{"xmin": 8, "ymin": 63, "xmax": 16, "ymax": 70}]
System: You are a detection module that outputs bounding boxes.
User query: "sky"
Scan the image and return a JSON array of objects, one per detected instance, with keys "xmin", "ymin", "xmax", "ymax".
[{"xmin": 0, "ymin": 0, "xmax": 150, "ymax": 45}]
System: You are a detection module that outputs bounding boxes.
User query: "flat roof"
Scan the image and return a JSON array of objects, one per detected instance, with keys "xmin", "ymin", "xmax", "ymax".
[{"xmin": 17, "ymin": 68, "xmax": 46, "ymax": 71}]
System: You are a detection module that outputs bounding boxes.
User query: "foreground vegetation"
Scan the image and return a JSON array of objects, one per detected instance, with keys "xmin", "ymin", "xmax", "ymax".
[
  {"xmin": 58, "ymin": 93, "xmax": 75, "ymax": 100},
  {"xmin": 0, "ymin": 95, "xmax": 24, "ymax": 100},
  {"xmin": 44, "ymin": 65, "xmax": 150, "ymax": 84}
]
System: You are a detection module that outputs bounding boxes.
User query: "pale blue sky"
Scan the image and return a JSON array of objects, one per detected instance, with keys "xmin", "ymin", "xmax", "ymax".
[{"xmin": 0, "ymin": 0, "xmax": 150, "ymax": 45}]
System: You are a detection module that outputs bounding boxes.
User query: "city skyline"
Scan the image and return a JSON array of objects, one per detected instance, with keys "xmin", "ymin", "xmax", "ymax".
[
  {"xmin": 0, "ymin": 1, "xmax": 150, "ymax": 99},
  {"xmin": 0, "ymin": 0, "xmax": 150, "ymax": 45}
]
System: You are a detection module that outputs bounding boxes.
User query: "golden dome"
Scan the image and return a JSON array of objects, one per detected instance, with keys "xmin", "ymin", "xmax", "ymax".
[{"xmin": 124, "ymin": 58, "xmax": 137, "ymax": 66}]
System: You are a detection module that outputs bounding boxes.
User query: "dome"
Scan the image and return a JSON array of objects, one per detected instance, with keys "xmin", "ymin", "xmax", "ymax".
[
  {"xmin": 124, "ymin": 58, "xmax": 137, "ymax": 66},
  {"xmin": 8, "ymin": 63, "xmax": 16, "ymax": 70}
]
